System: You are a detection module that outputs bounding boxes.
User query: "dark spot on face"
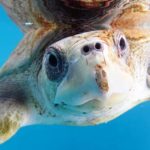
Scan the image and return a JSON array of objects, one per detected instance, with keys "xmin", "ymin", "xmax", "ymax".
[
  {"xmin": 83, "ymin": 112, "xmax": 87, "ymax": 114},
  {"xmin": 147, "ymin": 65, "xmax": 150, "ymax": 75},
  {"xmin": 146, "ymin": 64, "xmax": 150, "ymax": 88},
  {"xmin": 102, "ymin": 70, "xmax": 106, "ymax": 78},
  {"xmin": 54, "ymin": 103, "xmax": 59, "ymax": 107},
  {"xmin": 96, "ymin": 65, "xmax": 102, "ymax": 69},
  {"xmin": 95, "ymin": 66, "xmax": 109, "ymax": 92},
  {"xmin": 61, "ymin": 102, "xmax": 67, "ymax": 106},
  {"xmin": 52, "ymin": 114, "xmax": 56, "ymax": 117},
  {"xmin": 39, "ymin": 112, "xmax": 43, "ymax": 115}
]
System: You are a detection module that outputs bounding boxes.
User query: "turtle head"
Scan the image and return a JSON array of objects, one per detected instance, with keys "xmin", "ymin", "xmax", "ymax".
[{"xmin": 38, "ymin": 29, "xmax": 135, "ymax": 125}]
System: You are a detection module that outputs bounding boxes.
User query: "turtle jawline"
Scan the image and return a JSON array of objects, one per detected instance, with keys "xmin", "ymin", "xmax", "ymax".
[{"xmin": 56, "ymin": 99, "xmax": 103, "ymax": 114}]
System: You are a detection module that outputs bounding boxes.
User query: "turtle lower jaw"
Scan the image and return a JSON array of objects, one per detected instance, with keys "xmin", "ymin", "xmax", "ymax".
[
  {"xmin": 53, "ymin": 92, "xmax": 128, "ymax": 114},
  {"xmin": 51, "ymin": 92, "xmax": 142, "ymax": 126},
  {"xmin": 55, "ymin": 99, "xmax": 104, "ymax": 114},
  {"xmin": 53, "ymin": 99, "xmax": 137, "ymax": 126}
]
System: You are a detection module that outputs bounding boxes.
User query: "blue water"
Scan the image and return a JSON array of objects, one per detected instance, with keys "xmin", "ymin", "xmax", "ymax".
[{"xmin": 1, "ymin": 5, "xmax": 150, "ymax": 150}]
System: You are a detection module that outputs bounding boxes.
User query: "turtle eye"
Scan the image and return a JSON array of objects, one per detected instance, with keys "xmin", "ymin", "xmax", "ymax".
[
  {"xmin": 114, "ymin": 32, "xmax": 129, "ymax": 58},
  {"xmin": 45, "ymin": 47, "xmax": 68, "ymax": 82},
  {"xmin": 117, "ymin": 36, "xmax": 128, "ymax": 57}
]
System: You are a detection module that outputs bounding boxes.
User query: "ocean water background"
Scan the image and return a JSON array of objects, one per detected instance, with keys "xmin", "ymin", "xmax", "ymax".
[{"xmin": 1, "ymin": 4, "xmax": 150, "ymax": 150}]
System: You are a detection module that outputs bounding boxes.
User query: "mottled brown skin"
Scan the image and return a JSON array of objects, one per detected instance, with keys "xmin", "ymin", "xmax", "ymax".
[
  {"xmin": 96, "ymin": 65, "xmax": 109, "ymax": 92},
  {"xmin": 0, "ymin": 99, "xmax": 25, "ymax": 143},
  {"xmin": 111, "ymin": 2, "xmax": 150, "ymax": 67},
  {"xmin": 111, "ymin": 2, "xmax": 150, "ymax": 30},
  {"xmin": 110, "ymin": 1, "xmax": 150, "ymax": 90}
]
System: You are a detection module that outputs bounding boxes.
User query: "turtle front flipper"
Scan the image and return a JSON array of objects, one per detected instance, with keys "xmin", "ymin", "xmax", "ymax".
[
  {"xmin": 0, "ymin": 79, "xmax": 27, "ymax": 144},
  {"xmin": 0, "ymin": 99, "xmax": 26, "ymax": 144}
]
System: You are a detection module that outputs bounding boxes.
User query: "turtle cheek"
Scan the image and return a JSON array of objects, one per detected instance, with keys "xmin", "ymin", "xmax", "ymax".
[{"xmin": 103, "ymin": 63, "xmax": 133, "ymax": 96}]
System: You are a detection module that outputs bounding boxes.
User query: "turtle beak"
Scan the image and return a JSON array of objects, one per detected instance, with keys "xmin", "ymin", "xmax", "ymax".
[{"xmin": 54, "ymin": 43, "xmax": 108, "ymax": 106}]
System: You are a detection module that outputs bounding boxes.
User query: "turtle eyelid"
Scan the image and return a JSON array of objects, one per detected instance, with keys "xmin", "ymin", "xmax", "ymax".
[
  {"xmin": 113, "ymin": 31, "xmax": 129, "ymax": 57},
  {"xmin": 46, "ymin": 45, "xmax": 63, "ymax": 52}
]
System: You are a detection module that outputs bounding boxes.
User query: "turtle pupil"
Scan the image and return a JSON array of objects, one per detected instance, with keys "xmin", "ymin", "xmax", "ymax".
[
  {"xmin": 49, "ymin": 54, "xmax": 58, "ymax": 67},
  {"xmin": 119, "ymin": 38, "xmax": 126, "ymax": 50}
]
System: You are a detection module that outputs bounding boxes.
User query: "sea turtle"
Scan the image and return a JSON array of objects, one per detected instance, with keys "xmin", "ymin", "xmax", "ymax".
[{"xmin": 0, "ymin": 0, "xmax": 149, "ymax": 144}]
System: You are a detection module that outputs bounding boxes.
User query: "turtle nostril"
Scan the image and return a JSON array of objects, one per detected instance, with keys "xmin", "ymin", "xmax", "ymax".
[
  {"xmin": 95, "ymin": 42, "xmax": 102, "ymax": 50},
  {"xmin": 81, "ymin": 42, "xmax": 103, "ymax": 55},
  {"xmin": 81, "ymin": 45, "xmax": 91, "ymax": 55}
]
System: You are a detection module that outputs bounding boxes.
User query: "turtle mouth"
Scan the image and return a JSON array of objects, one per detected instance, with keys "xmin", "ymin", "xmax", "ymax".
[
  {"xmin": 52, "ymin": 93, "xmax": 138, "ymax": 126},
  {"xmin": 53, "ymin": 92, "xmax": 128, "ymax": 116},
  {"xmin": 54, "ymin": 98, "xmax": 104, "ymax": 115}
]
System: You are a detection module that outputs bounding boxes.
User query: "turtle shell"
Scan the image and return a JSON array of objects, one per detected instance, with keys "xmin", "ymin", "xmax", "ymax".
[
  {"xmin": 1, "ymin": 0, "xmax": 128, "ymax": 32},
  {"xmin": 61, "ymin": 0, "xmax": 121, "ymax": 9}
]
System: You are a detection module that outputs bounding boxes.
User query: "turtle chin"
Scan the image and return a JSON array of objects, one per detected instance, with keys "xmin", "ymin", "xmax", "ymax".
[{"xmin": 51, "ymin": 91, "xmax": 136, "ymax": 126}]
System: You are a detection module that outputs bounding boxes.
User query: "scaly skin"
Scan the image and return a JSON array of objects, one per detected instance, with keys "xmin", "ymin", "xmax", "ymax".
[{"xmin": 0, "ymin": 0, "xmax": 150, "ymax": 144}]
